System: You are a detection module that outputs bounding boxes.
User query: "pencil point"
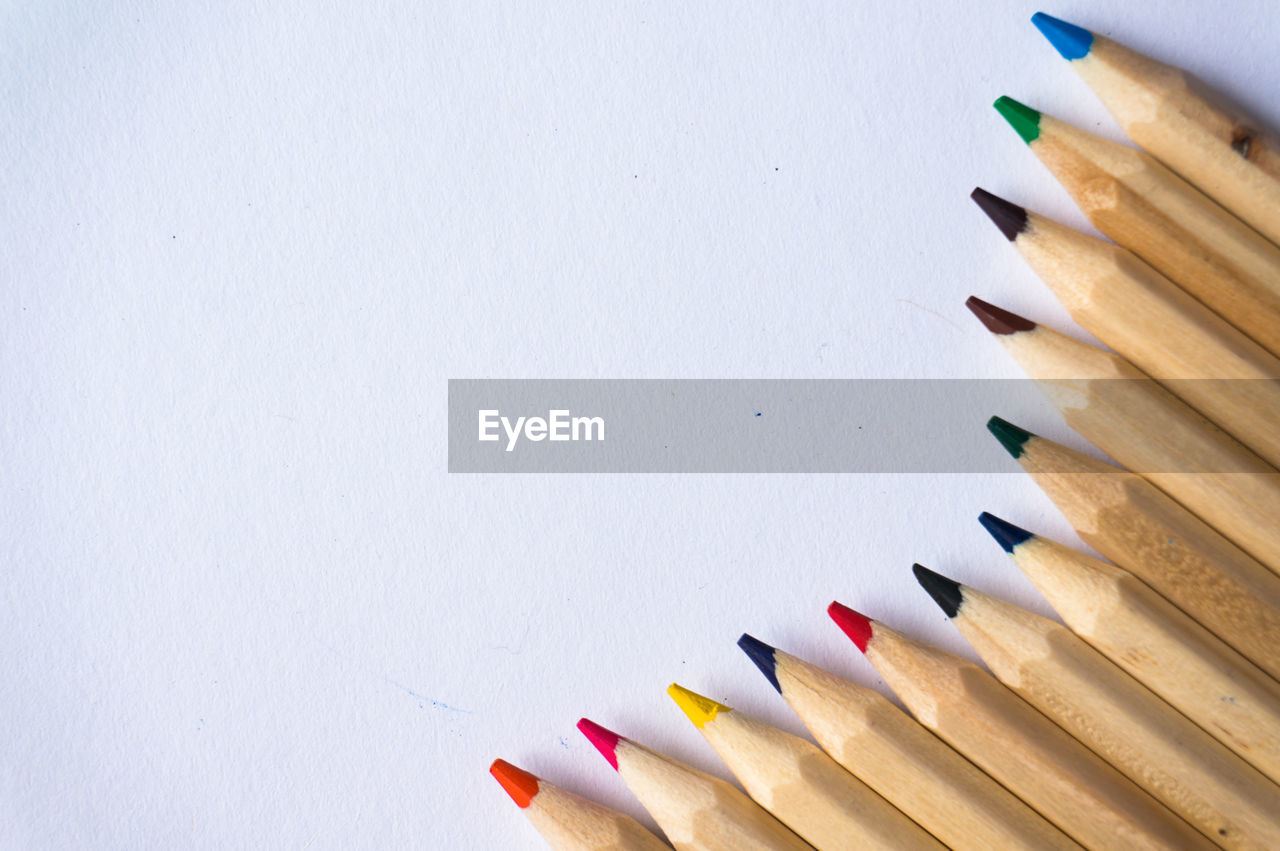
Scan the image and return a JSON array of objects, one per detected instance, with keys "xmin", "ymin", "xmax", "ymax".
[
  {"xmin": 668, "ymin": 683, "xmax": 730, "ymax": 728},
  {"xmin": 577, "ymin": 718, "xmax": 622, "ymax": 770},
  {"xmin": 971, "ymin": 188, "xmax": 1029, "ymax": 241},
  {"xmin": 738, "ymin": 634, "xmax": 782, "ymax": 693},
  {"xmin": 913, "ymin": 564, "xmax": 964, "ymax": 618},
  {"xmin": 1032, "ymin": 12, "xmax": 1094, "ymax": 61},
  {"xmin": 965, "ymin": 296, "xmax": 1037, "ymax": 335},
  {"xmin": 490, "ymin": 759, "xmax": 540, "ymax": 808},
  {"xmin": 979, "ymin": 512, "xmax": 1035, "ymax": 554},
  {"xmin": 994, "ymin": 96, "xmax": 1042, "ymax": 144},
  {"xmin": 987, "ymin": 416, "xmax": 1034, "ymax": 459},
  {"xmin": 829, "ymin": 601, "xmax": 874, "ymax": 653}
]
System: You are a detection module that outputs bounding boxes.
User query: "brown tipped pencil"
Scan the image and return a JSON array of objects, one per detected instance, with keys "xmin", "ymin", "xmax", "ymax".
[
  {"xmin": 979, "ymin": 513, "xmax": 1280, "ymax": 784},
  {"xmin": 992, "ymin": 96, "xmax": 1280, "ymax": 357},
  {"xmin": 826, "ymin": 602, "xmax": 1211, "ymax": 850},
  {"xmin": 1033, "ymin": 13, "xmax": 1280, "ymax": 247},
  {"xmin": 987, "ymin": 416, "xmax": 1280, "ymax": 681},
  {"xmin": 914, "ymin": 564, "xmax": 1280, "ymax": 849},
  {"xmin": 490, "ymin": 759, "xmax": 671, "ymax": 850},
  {"xmin": 737, "ymin": 636, "xmax": 1080, "ymax": 850},
  {"xmin": 965, "ymin": 296, "xmax": 1280, "ymax": 574},
  {"xmin": 971, "ymin": 187, "xmax": 1280, "ymax": 469},
  {"xmin": 666, "ymin": 684, "xmax": 943, "ymax": 851},
  {"xmin": 577, "ymin": 718, "xmax": 811, "ymax": 851}
]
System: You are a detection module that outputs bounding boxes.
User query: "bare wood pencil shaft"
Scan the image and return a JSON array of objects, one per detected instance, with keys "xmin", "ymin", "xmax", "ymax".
[
  {"xmin": 1074, "ymin": 32, "xmax": 1280, "ymax": 246},
  {"xmin": 862, "ymin": 623, "xmax": 1211, "ymax": 850},
  {"xmin": 951, "ymin": 584, "xmax": 1280, "ymax": 849},
  {"xmin": 1011, "ymin": 209, "xmax": 1280, "ymax": 468},
  {"xmin": 527, "ymin": 784, "xmax": 672, "ymax": 850},
  {"xmin": 669, "ymin": 688, "xmax": 943, "ymax": 851},
  {"xmin": 996, "ymin": 320, "xmax": 1280, "ymax": 574},
  {"xmin": 769, "ymin": 649, "xmax": 1079, "ymax": 850},
  {"xmin": 1033, "ymin": 113, "xmax": 1280, "ymax": 357},
  {"xmin": 1012, "ymin": 432, "xmax": 1280, "ymax": 682},
  {"xmin": 1007, "ymin": 533, "xmax": 1280, "ymax": 784}
]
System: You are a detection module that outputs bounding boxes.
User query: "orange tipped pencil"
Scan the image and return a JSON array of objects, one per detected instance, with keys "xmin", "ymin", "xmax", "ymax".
[
  {"xmin": 666, "ymin": 684, "xmax": 943, "ymax": 851},
  {"xmin": 1032, "ymin": 12, "xmax": 1280, "ymax": 247},
  {"xmin": 577, "ymin": 718, "xmax": 811, "ymax": 851},
  {"xmin": 966, "ymin": 295, "xmax": 1280, "ymax": 574},
  {"xmin": 979, "ymin": 512, "xmax": 1280, "ymax": 784},
  {"xmin": 913, "ymin": 564, "xmax": 1280, "ymax": 849},
  {"xmin": 971, "ymin": 187, "xmax": 1280, "ymax": 469},
  {"xmin": 736, "ymin": 636, "xmax": 1079, "ymax": 850},
  {"xmin": 987, "ymin": 416, "xmax": 1280, "ymax": 682},
  {"xmin": 490, "ymin": 759, "xmax": 670, "ymax": 850},
  {"xmin": 828, "ymin": 602, "xmax": 1212, "ymax": 850},
  {"xmin": 992, "ymin": 95, "xmax": 1280, "ymax": 357}
]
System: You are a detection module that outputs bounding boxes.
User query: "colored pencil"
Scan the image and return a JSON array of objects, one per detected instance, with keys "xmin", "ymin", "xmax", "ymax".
[
  {"xmin": 490, "ymin": 759, "xmax": 671, "ymax": 850},
  {"xmin": 914, "ymin": 564, "xmax": 1280, "ymax": 849},
  {"xmin": 737, "ymin": 635, "xmax": 1081, "ymax": 850},
  {"xmin": 979, "ymin": 512, "xmax": 1280, "ymax": 784},
  {"xmin": 826, "ymin": 602, "xmax": 1211, "ymax": 850},
  {"xmin": 1032, "ymin": 12, "xmax": 1280, "ymax": 247},
  {"xmin": 576, "ymin": 718, "xmax": 811, "ymax": 851},
  {"xmin": 992, "ymin": 95, "xmax": 1280, "ymax": 357},
  {"xmin": 965, "ymin": 295, "xmax": 1280, "ymax": 574},
  {"xmin": 987, "ymin": 415, "xmax": 1280, "ymax": 681},
  {"xmin": 971, "ymin": 187, "xmax": 1280, "ymax": 469},
  {"xmin": 665, "ymin": 684, "xmax": 943, "ymax": 851}
]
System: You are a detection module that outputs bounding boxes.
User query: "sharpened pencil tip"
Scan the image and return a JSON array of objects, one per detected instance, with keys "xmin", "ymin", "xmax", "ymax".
[
  {"xmin": 577, "ymin": 718, "xmax": 622, "ymax": 770},
  {"xmin": 738, "ymin": 634, "xmax": 782, "ymax": 693},
  {"xmin": 994, "ymin": 96, "xmax": 1042, "ymax": 144},
  {"xmin": 1032, "ymin": 12, "xmax": 1094, "ymax": 61},
  {"xmin": 979, "ymin": 512, "xmax": 1036, "ymax": 554},
  {"xmin": 913, "ymin": 564, "xmax": 964, "ymax": 618},
  {"xmin": 668, "ymin": 683, "xmax": 730, "ymax": 728},
  {"xmin": 971, "ymin": 188, "xmax": 1029, "ymax": 241},
  {"xmin": 490, "ymin": 759, "xmax": 540, "ymax": 808},
  {"xmin": 987, "ymin": 416, "xmax": 1035, "ymax": 459},
  {"xmin": 965, "ymin": 296, "xmax": 1037, "ymax": 335},
  {"xmin": 829, "ymin": 601, "xmax": 874, "ymax": 653}
]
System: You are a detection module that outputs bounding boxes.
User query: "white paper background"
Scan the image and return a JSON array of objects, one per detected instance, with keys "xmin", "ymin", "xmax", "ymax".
[{"xmin": 6, "ymin": 1, "xmax": 1278, "ymax": 847}]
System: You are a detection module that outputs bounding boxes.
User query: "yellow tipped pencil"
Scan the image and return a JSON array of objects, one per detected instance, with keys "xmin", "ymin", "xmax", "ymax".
[
  {"xmin": 490, "ymin": 759, "xmax": 671, "ymax": 850},
  {"xmin": 577, "ymin": 718, "xmax": 811, "ymax": 851},
  {"xmin": 971, "ymin": 187, "xmax": 1280, "ymax": 469},
  {"xmin": 666, "ymin": 684, "xmax": 943, "ymax": 851},
  {"xmin": 992, "ymin": 95, "xmax": 1280, "ymax": 357},
  {"xmin": 966, "ymin": 296, "xmax": 1280, "ymax": 574},
  {"xmin": 987, "ymin": 416, "xmax": 1280, "ymax": 682},
  {"xmin": 979, "ymin": 512, "xmax": 1280, "ymax": 784},
  {"xmin": 1033, "ymin": 12, "xmax": 1280, "ymax": 247},
  {"xmin": 827, "ymin": 602, "xmax": 1212, "ymax": 850},
  {"xmin": 737, "ymin": 636, "xmax": 1079, "ymax": 850},
  {"xmin": 914, "ymin": 564, "xmax": 1280, "ymax": 849}
]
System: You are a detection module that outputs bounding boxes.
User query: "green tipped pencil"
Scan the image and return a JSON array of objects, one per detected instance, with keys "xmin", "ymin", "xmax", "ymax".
[{"xmin": 992, "ymin": 95, "xmax": 1280, "ymax": 358}]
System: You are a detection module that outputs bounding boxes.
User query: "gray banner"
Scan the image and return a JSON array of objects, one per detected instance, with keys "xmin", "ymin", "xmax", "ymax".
[{"xmin": 448, "ymin": 379, "xmax": 1279, "ymax": 473}]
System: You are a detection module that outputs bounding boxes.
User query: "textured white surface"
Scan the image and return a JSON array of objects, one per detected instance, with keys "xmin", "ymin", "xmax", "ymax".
[{"xmin": 5, "ymin": 1, "xmax": 1278, "ymax": 847}]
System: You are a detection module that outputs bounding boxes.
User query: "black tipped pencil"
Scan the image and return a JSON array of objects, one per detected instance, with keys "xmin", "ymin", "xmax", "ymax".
[{"xmin": 913, "ymin": 565, "xmax": 1280, "ymax": 847}]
